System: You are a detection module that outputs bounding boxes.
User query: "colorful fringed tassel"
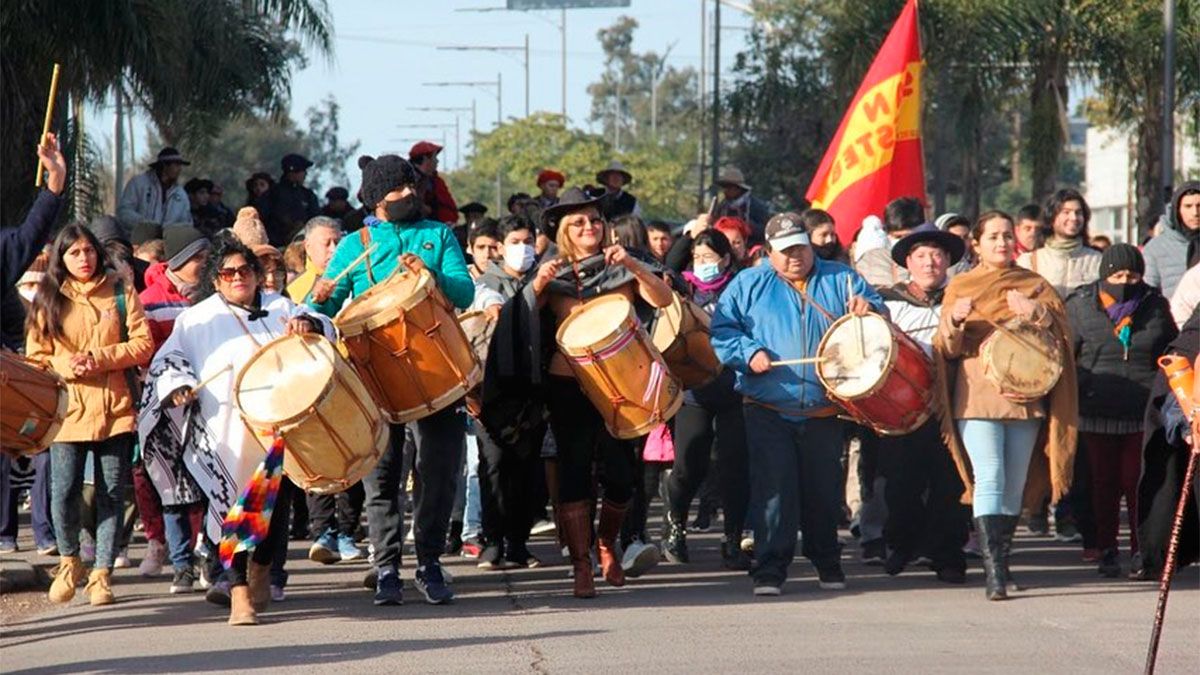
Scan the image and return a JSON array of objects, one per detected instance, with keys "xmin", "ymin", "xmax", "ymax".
[{"xmin": 218, "ymin": 435, "xmax": 285, "ymax": 570}]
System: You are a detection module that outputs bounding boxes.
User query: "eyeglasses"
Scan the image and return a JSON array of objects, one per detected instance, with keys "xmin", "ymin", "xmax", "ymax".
[
  {"xmin": 566, "ymin": 216, "xmax": 605, "ymax": 228},
  {"xmin": 218, "ymin": 265, "xmax": 255, "ymax": 281}
]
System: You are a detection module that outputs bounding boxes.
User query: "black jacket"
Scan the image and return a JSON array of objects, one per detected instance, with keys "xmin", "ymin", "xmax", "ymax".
[
  {"xmin": 1066, "ymin": 281, "xmax": 1178, "ymax": 421},
  {"xmin": 255, "ymin": 179, "xmax": 319, "ymax": 247},
  {"xmin": 1, "ymin": 189, "xmax": 62, "ymax": 350}
]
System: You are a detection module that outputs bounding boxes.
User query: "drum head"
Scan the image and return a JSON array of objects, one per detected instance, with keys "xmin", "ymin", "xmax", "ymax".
[
  {"xmin": 983, "ymin": 322, "xmax": 1061, "ymax": 400},
  {"xmin": 817, "ymin": 313, "xmax": 892, "ymax": 399},
  {"xmin": 237, "ymin": 334, "xmax": 336, "ymax": 425},
  {"xmin": 335, "ymin": 269, "xmax": 428, "ymax": 333},
  {"xmin": 557, "ymin": 295, "xmax": 633, "ymax": 350},
  {"xmin": 651, "ymin": 295, "xmax": 685, "ymax": 352}
]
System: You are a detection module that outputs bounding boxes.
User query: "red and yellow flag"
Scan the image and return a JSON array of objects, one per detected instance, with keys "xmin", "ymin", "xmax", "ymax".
[{"xmin": 805, "ymin": 0, "xmax": 925, "ymax": 246}]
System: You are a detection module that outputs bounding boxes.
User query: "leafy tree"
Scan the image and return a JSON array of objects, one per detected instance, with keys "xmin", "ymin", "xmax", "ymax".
[{"xmin": 304, "ymin": 95, "xmax": 361, "ymax": 197}]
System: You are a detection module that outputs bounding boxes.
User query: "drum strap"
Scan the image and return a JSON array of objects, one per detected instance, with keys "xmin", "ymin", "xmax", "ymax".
[
  {"xmin": 113, "ymin": 279, "xmax": 143, "ymax": 407},
  {"xmin": 1031, "ymin": 250, "xmax": 1038, "ymax": 273},
  {"xmin": 359, "ymin": 227, "xmax": 376, "ymax": 286},
  {"xmin": 793, "ymin": 286, "xmax": 838, "ymax": 323}
]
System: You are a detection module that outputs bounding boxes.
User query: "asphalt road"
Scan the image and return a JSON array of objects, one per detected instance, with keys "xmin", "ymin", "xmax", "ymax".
[{"xmin": 1, "ymin": 525, "xmax": 1197, "ymax": 674}]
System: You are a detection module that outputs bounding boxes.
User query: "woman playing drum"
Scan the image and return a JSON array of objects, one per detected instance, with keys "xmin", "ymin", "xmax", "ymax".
[
  {"xmin": 143, "ymin": 234, "xmax": 332, "ymax": 625},
  {"xmin": 935, "ymin": 210, "xmax": 1078, "ymax": 602},
  {"xmin": 533, "ymin": 187, "xmax": 674, "ymax": 599},
  {"xmin": 661, "ymin": 228, "xmax": 751, "ymax": 570}
]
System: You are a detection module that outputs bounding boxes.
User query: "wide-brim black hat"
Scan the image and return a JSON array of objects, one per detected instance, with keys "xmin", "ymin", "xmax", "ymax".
[
  {"xmin": 541, "ymin": 187, "xmax": 605, "ymax": 239},
  {"xmin": 459, "ymin": 201, "xmax": 488, "ymax": 214},
  {"xmin": 890, "ymin": 223, "xmax": 965, "ymax": 267}
]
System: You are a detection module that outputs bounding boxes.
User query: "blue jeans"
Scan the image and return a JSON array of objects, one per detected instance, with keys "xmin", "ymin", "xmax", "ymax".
[
  {"xmin": 957, "ymin": 419, "xmax": 1041, "ymax": 517},
  {"xmin": 0, "ymin": 451, "xmax": 55, "ymax": 549},
  {"xmin": 744, "ymin": 406, "xmax": 845, "ymax": 586},
  {"xmin": 51, "ymin": 435, "xmax": 132, "ymax": 570},
  {"xmin": 162, "ymin": 504, "xmax": 195, "ymax": 571},
  {"xmin": 462, "ymin": 421, "xmax": 482, "ymax": 541}
]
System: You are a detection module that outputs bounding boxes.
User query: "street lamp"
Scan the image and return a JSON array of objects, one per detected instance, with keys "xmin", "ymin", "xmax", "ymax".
[
  {"xmin": 396, "ymin": 122, "xmax": 459, "ymax": 170},
  {"xmin": 422, "ymin": 77, "xmax": 505, "ymax": 212},
  {"xmin": 438, "ymin": 35, "xmax": 530, "ymax": 117},
  {"xmin": 457, "ymin": 7, "xmax": 566, "ymax": 119},
  {"xmin": 408, "ymin": 105, "xmax": 477, "ymax": 136}
]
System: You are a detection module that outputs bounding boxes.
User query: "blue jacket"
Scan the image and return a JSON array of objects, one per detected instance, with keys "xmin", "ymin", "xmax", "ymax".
[
  {"xmin": 2, "ymin": 189, "xmax": 62, "ymax": 350},
  {"xmin": 710, "ymin": 259, "xmax": 885, "ymax": 420},
  {"xmin": 311, "ymin": 218, "xmax": 474, "ymax": 317}
]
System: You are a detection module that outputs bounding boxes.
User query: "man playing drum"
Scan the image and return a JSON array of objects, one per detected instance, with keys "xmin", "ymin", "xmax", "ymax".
[
  {"xmin": 876, "ymin": 224, "xmax": 971, "ymax": 584},
  {"xmin": 310, "ymin": 155, "xmax": 474, "ymax": 606},
  {"xmin": 711, "ymin": 213, "xmax": 884, "ymax": 597}
]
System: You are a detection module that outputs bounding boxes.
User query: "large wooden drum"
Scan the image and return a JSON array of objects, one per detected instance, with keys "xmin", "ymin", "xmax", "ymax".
[
  {"xmin": 1, "ymin": 351, "xmax": 67, "ymax": 456},
  {"xmin": 336, "ymin": 267, "xmax": 482, "ymax": 424},
  {"xmin": 650, "ymin": 293, "xmax": 723, "ymax": 389},
  {"xmin": 980, "ymin": 320, "xmax": 1062, "ymax": 403},
  {"xmin": 816, "ymin": 312, "xmax": 934, "ymax": 436},
  {"xmin": 236, "ymin": 333, "xmax": 386, "ymax": 494},
  {"xmin": 556, "ymin": 295, "xmax": 682, "ymax": 440}
]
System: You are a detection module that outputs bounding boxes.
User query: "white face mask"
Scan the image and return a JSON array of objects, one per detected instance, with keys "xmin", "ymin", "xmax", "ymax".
[{"xmin": 503, "ymin": 243, "xmax": 536, "ymax": 273}]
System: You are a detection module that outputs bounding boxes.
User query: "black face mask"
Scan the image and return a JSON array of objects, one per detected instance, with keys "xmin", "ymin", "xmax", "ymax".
[
  {"xmin": 1101, "ymin": 280, "xmax": 1144, "ymax": 304},
  {"xmin": 384, "ymin": 194, "xmax": 423, "ymax": 223}
]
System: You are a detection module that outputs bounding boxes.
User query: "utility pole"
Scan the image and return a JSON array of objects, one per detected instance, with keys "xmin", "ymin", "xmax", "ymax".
[
  {"xmin": 525, "ymin": 34, "xmax": 530, "ymax": 117},
  {"xmin": 711, "ymin": 0, "xmax": 721, "ymax": 197},
  {"xmin": 698, "ymin": 0, "xmax": 707, "ymax": 210},
  {"xmin": 561, "ymin": 9, "xmax": 568, "ymax": 119},
  {"xmin": 1163, "ymin": 0, "xmax": 1176, "ymax": 211},
  {"xmin": 436, "ymin": 42, "xmax": 527, "ymax": 119},
  {"xmin": 113, "ymin": 86, "xmax": 124, "ymax": 214}
]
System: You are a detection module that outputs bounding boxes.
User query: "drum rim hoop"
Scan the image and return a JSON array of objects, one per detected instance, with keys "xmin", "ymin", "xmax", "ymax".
[
  {"xmin": 235, "ymin": 333, "xmax": 339, "ymax": 428},
  {"xmin": 555, "ymin": 294, "xmax": 636, "ymax": 355},
  {"xmin": 979, "ymin": 323, "xmax": 1062, "ymax": 398},
  {"xmin": 335, "ymin": 269, "xmax": 432, "ymax": 336}
]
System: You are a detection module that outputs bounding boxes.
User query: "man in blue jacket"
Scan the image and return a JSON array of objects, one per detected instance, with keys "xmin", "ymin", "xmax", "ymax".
[
  {"xmin": 310, "ymin": 155, "xmax": 473, "ymax": 608},
  {"xmin": 711, "ymin": 212, "xmax": 884, "ymax": 597}
]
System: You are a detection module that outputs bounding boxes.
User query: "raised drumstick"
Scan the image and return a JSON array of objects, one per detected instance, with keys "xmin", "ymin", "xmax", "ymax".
[
  {"xmin": 34, "ymin": 64, "xmax": 61, "ymax": 187},
  {"xmin": 328, "ymin": 244, "xmax": 378, "ymax": 285},
  {"xmin": 770, "ymin": 357, "xmax": 827, "ymax": 367},
  {"xmin": 191, "ymin": 364, "xmax": 233, "ymax": 395}
]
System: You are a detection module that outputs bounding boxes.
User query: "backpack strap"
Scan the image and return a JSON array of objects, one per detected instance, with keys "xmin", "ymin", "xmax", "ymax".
[
  {"xmin": 359, "ymin": 227, "xmax": 376, "ymax": 285},
  {"xmin": 113, "ymin": 278, "xmax": 143, "ymax": 409}
]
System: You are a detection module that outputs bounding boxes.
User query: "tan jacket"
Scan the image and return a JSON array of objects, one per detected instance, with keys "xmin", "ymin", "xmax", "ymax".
[
  {"xmin": 26, "ymin": 273, "xmax": 154, "ymax": 442},
  {"xmin": 1015, "ymin": 243, "xmax": 1101, "ymax": 299}
]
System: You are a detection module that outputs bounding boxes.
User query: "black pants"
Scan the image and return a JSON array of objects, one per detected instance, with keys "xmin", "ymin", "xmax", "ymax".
[
  {"xmin": 228, "ymin": 479, "xmax": 294, "ymax": 586},
  {"xmin": 879, "ymin": 420, "xmax": 968, "ymax": 572},
  {"xmin": 546, "ymin": 376, "xmax": 635, "ymax": 505},
  {"xmin": 621, "ymin": 454, "xmax": 670, "ymax": 547},
  {"xmin": 666, "ymin": 401, "xmax": 749, "ymax": 539},
  {"xmin": 476, "ymin": 421, "xmax": 543, "ymax": 551},
  {"xmin": 365, "ymin": 406, "xmax": 465, "ymax": 570},
  {"xmin": 307, "ymin": 482, "xmax": 365, "ymax": 539}
]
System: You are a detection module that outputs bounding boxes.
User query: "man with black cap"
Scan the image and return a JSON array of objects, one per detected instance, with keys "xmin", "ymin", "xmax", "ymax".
[
  {"xmin": 712, "ymin": 166, "xmax": 773, "ymax": 246},
  {"xmin": 309, "ymin": 154, "xmax": 473, "ymax": 607},
  {"xmin": 321, "ymin": 187, "xmax": 353, "ymax": 220},
  {"xmin": 875, "ymin": 224, "xmax": 970, "ymax": 584},
  {"xmin": 711, "ymin": 212, "xmax": 884, "ymax": 597},
  {"xmin": 409, "ymin": 141, "xmax": 458, "ymax": 225},
  {"xmin": 118, "ymin": 147, "xmax": 193, "ymax": 228},
  {"xmin": 255, "ymin": 153, "xmax": 320, "ymax": 247},
  {"xmin": 595, "ymin": 161, "xmax": 640, "ymax": 219},
  {"xmin": 458, "ymin": 202, "xmax": 488, "ymax": 229}
]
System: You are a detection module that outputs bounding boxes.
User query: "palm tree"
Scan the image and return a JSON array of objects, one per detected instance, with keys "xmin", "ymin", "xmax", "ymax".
[{"xmin": 0, "ymin": 0, "xmax": 333, "ymax": 224}]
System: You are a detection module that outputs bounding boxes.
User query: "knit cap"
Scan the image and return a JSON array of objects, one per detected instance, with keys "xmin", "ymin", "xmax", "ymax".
[
  {"xmin": 232, "ymin": 207, "xmax": 269, "ymax": 247},
  {"xmin": 1099, "ymin": 242, "xmax": 1144, "ymax": 278}
]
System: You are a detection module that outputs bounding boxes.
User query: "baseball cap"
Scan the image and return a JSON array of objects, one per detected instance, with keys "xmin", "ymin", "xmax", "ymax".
[{"xmin": 765, "ymin": 212, "xmax": 810, "ymax": 250}]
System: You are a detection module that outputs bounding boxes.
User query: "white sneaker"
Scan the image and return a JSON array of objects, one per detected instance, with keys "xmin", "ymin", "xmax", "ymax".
[
  {"xmin": 530, "ymin": 519, "xmax": 556, "ymax": 536},
  {"xmin": 114, "ymin": 548, "xmax": 132, "ymax": 569},
  {"xmin": 270, "ymin": 584, "xmax": 286, "ymax": 602},
  {"xmin": 622, "ymin": 540, "xmax": 661, "ymax": 578},
  {"xmin": 754, "ymin": 584, "xmax": 782, "ymax": 597},
  {"xmin": 139, "ymin": 540, "xmax": 166, "ymax": 577}
]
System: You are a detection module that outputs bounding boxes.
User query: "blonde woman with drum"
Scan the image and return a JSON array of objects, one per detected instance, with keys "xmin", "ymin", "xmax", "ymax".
[{"xmin": 935, "ymin": 210, "xmax": 1077, "ymax": 601}]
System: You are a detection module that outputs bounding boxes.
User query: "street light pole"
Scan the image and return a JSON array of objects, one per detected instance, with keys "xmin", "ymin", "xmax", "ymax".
[
  {"xmin": 1163, "ymin": 0, "xmax": 1176, "ymax": 214},
  {"xmin": 525, "ymin": 33, "xmax": 530, "ymax": 117},
  {"xmin": 711, "ymin": 0, "xmax": 721, "ymax": 197},
  {"xmin": 436, "ymin": 42, "xmax": 527, "ymax": 119}
]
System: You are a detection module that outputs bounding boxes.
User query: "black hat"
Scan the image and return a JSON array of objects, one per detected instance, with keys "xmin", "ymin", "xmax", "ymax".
[
  {"xmin": 1099, "ymin": 242, "xmax": 1144, "ymax": 278},
  {"xmin": 131, "ymin": 222, "xmax": 164, "ymax": 246},
  {"xmin": 360, "ymin": 155, "xmax": 417, "ymax": 207},
  {"xmin": 595, "ymin": 160, "xmax": 633, "ymax": 185},
  {"xmin": 890, "ymin": 223, "xmax": 965, "ymax": 266},
  {"xmin": 325, "ymin": 186, "xmax": 349, "ymax": 201},
  {"xmin": 149, "ymin": 147, "xmax": 189, "ymax": 168},
  {"xmin": 88, "ymin": 215, "xmax": 129, "ymax": 247},
  {"xmin": 459, "ymin": 202, "xmax": 488, "ymax": 215},
  {"xmin": 541, "ymin": 187, "xmax": 605, "ymax": 239},
  {"xmin": 184, "ymin": 177, "xmax": 213, "ymax": 194},
  {"xmin": 163, "ymin": 226, "xmax": 210, "ymax": 270},
  {"xmin": 281, "ymin": 153, "xmax": 313, "ymax": 173}
]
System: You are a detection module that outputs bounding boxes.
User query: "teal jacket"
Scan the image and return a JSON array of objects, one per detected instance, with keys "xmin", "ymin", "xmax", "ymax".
[{"xmin": 310, "ymin": 218, "xmax": 474, "ymax": 317}]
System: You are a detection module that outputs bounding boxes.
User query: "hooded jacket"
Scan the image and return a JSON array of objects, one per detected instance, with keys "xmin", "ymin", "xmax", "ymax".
[
  {"xmin": 1143, "ymin": 181, "xmax": 1200, "ymax": 298},
  {"xmin": 139, "ymin": 262, "xmax": 193, "ymax": 352},
  {"xmin": 118, "ymin": 169, "xmax": 192, "ymax": 228}
]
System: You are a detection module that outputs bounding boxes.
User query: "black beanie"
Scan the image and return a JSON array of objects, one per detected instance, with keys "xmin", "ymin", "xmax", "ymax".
[
  {"xmin": 1099, "ymin": 242, "xmax": 1144, "ymax": 278},
  {"xmin": 164, "ymin": 226, "xmax": 210, "ymax": 270},
  {"xmin": 360, "ymin": 155, "xmax": 417, "ymax": 208},
  {"xmin": 88, "ymin": 215, "xmax": 129, "ymax": 246}
]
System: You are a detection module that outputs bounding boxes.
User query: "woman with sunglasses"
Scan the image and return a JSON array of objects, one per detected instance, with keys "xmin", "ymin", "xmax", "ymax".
[{"xmin": 142, "ymin": 233, "xmax": 332, "ymax": 625}]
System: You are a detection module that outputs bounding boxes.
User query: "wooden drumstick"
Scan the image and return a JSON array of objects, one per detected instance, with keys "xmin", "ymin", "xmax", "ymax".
[
  {"xmin": 327, "ymin": 244, "xmax": 378, "ymax": 286},
  {"xmin": 34, "ymin": 63, "xmax": 61, "ymax": 188},
  {"xmin": 770, "ymin": 357, "xmax": 827, "ymax": 367},
  {"xmin": 849, "ymin": 276, "xmax": 865, "ymax": 358},
  {"xmin": 979, "ymin": 315, "xmax": 1053, "ymax": 360},
  {"xmin": 190, "ymin": 364, "xmax": 233, "ymax": 395}
]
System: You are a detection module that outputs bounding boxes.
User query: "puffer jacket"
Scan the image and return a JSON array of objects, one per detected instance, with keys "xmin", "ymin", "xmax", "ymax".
[
  {"xmin": 1016, "ymin": 240, "xmax": 1101, "ymax": 298},
  {"xmin": 25, "ymin": 272, "xmax": 155, "ymax": 442},
  {"xmin": 1143, "ymin": 180, "xmax": 1200, "ymax": 298},
  {"xmin": 1066, "ymin": 281, "xmax": 1177, "ymax": 423}
]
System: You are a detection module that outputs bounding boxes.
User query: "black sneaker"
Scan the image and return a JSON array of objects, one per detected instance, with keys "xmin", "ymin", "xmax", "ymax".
[
  {"xmin": 169, "ymin": 567, "xmax": 196, "ymax": 594},
  {"xmin": 883, "ymin": 551, "xmax": 908, "ymax": 576},
  {"xmin": 860, "ymin": 539, "xmax": 886, "ymax": 566},
  {"xmin": 373, "ymin": 568, "xmax": 403, "ymax": 606},
  {"xmin": 817, "ymin": 564, "xmax": 847, "ymax": 590},
  {"xmin": 415, "ymin": 563, "xmax": 454, "ymax": 605},
  {"xmin": 1026, "ymin": 513, "xmax": 1050, "ymax": 536},
  {"xmin": 1098, "ymin": 548, "xmax": 1121, "ymax": 578},
  {"xmin": 934, "ymin": 566, "xmax": 966, "ymax": 584},
  {"xmin": 721, "ymin": 538, "xmax": 752, "ymax": 571}
]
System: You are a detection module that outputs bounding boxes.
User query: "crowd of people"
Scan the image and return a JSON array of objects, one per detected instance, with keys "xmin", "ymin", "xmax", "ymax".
[{"xmin": 2, "ymin": 132, "xmax": 1198, "ymax": 626}]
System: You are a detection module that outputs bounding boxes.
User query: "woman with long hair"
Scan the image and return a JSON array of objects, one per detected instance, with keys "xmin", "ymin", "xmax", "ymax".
[{"xmin": 26, "ymin": 224, "xmax": 154, "ymax": 606}]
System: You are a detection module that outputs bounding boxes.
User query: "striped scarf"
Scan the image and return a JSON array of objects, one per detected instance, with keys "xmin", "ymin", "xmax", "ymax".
[
  {"xmin": 218, "ymin": 435, "xmax": 285, "ymax": 569},
  {"xmin": 1099, "ymin": 286, "xmax": 1143, "ymax": 359}
]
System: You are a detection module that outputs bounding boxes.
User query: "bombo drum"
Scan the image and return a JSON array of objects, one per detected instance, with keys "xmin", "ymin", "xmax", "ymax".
[
  {"xmin": 980, "ymin": 320, "xmax": 1062, "ymax": 403},
  {"xmin": 816, "ymin": 312, "xmax": 934, "ymax": 435},
  {"xmin": 236, "ymin": 333, "xmax": 386, "ymax": 494},
  {"xmin": 650, "ymin": 293, "xmax": 723, "ymax": 389},
  {"xmin": 556, "ymin": 294, "xmax": 682, "ymax": 439},
  {"xmin": 1, "ymin": 351, "xmax": 67, "ymax": 455}
]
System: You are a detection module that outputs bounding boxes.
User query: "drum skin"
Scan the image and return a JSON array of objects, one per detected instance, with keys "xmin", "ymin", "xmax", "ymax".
[
  {"xmin": 651, "ymin": 293, "xmax": 723, "ymax": 389},
  {"xmin": 816, "ymin": 312, "xmax": 934, "ymax": 436},
  {"xmin": 556, "ymin": 294, "xmax": 683, "ymax": 440},
  {"xmin": 458, "ymin": 310, "xmax": 496, "ymax": 418},
  {"xmin": 980, "ymin": 320, "xmax": 1062, "ymax": 403},
  {"xmin": 236, "ymin": 333, "xmax": 386, "ymax": 494},
  {"xmin": 335, "ymin": 268, "xmax": 482, "ymax": 424},
  {"xmin": 0, "ymin": 351, "xmax": 67, "ymax": 456}
]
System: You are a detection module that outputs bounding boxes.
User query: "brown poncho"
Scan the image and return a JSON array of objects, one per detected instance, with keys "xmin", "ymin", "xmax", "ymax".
[{"xmin": 933, "ymin": 263, "xmax": 1078, "ymax": 506}]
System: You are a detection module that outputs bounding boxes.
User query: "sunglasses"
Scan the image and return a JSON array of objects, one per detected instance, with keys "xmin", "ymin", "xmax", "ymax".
[
  {"xmin": 566, "ymin": 216, "xmax": 605, "ymax": 228},
  {"xmin": 218, "ymin": 264, "xmax": 255, "ymax": 281}
]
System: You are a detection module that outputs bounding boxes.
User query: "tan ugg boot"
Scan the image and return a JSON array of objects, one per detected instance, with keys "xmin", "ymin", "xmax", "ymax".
[
  {"xmin": 47, "ymin": 556, "xmax": 84, "ymax": 604},
  {"xmin": 228, "ymin": 585, "xmax": 259, "ymax": 626},
  {"xmin": 84, "ymin": 569, "xmax": 115, "ymax": 606},
  {"xmin": 248, "ymin": 560, "xmax": 272, "ymax": 612}
]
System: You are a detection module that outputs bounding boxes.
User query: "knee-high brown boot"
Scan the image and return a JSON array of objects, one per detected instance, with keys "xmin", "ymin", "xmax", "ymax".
[
  {"xmin": 597, "ymin": 499, "xmax": 628, "ymax": 587},
  {"xmin": 558, "ymin": 501, "xmax": 596, "ymax": 599}
]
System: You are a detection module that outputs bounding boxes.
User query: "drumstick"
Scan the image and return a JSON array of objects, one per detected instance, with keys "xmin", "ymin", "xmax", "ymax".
[
  {"xmin": 34, "ymin": 64, "xmax": 61, "ymax": 188},
  {"xmin": 979, "ymin": 316, "xmax": 1054, "ymax": 360},
  {"xmin": 770, "ymin": 357, "xmax": 827, "ymax": 367},
  {"xmin": 849, "ymin": 276, "xmax": 865, "ymax": 358},
  {"xmin": 327, "ymin": 244, "xmax": 377, "ymax": 286},
  {"xmin": 190, "ymin": 364, "xmax": 233, "ymax": 395}
]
